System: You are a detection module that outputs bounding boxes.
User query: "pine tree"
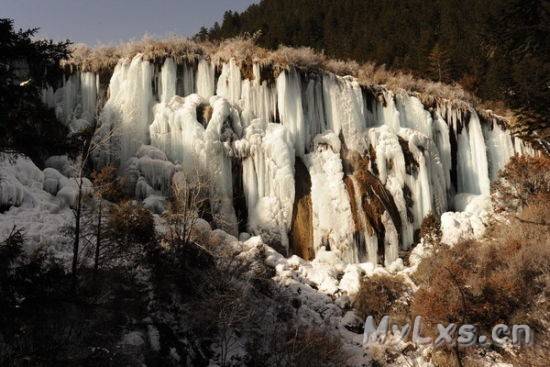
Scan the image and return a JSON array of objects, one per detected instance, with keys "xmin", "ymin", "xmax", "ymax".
[{"xmin": 427, "ymin": 43, "xmax": 451, "ymax": 82}]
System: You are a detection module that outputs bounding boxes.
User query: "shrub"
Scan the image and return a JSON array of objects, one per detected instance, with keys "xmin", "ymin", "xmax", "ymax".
[
  {"xmin": 491, "ymin": 155, "xmax": 550, "ymax": 213},
  {"xmin": 246, "ymin": 322, "xmax": 348, "ymax": 367},
  {"xmin": 353, "ymin": 274, "xmax": 410, "ymax": 324},
  {"xmin": 412, "ymin": 197, "xmax": 550, "ymax": 333},
  {"xmin": 105, "ymin": 200, "xmax": 156, "ymax": 259},
  {"xmin": 90, "ymin": 165, "xmax": 128, "ymax": 203},
  {"xmin": 419, "ymin": 213, "xmax": 442, "ymax": 244}
]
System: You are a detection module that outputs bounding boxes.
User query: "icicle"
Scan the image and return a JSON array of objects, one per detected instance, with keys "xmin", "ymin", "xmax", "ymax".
[
  {"xmin": 456, "ymin": 110, "xmax": 490, "ymax": 195},
  {"xmin": 483, "ymin": 120, "xmax": 515, "ymax": 179},
  {"xmin": 382, "ymin": 211, "xmax": 399, "ymax": 266},
  {"xmin": 41, "ymin": 85, "xmax": 56, "ymax": 109},
  {"xmin": 98, "ymin": 54, "xmax": 154, "ymax": 167},
  {"xmin": 241, "ymin": 64, "xmax": 277, "ymax": 128},
  {"xmin": 396, "ymin": 93, "xmax": 433, "ymax": 139},
  {"xmin": 182, "ymin": 62, "xmax": 195, "ymax": 96},
  {"xmin": 368, "ymin": 126, "xmax": 413, "ymax": 248},
  {"xmin": 238, "ymin": 119, "xmax": 295, "ymax": 253},
  {"xmin": 321, "ymin": 74, "xmax": 366, "ymax": 152},
  {"xmin": 57, "ymin": 73, "xmax": 80, "ymax": 125},
  {"xmin": 203, "ymin": 96, "xmax": 238, "ymax": 234},
  {"xmin": 277, "ymin": 68, "xmax": 306, "ymax": 157},
  {"xmin": 433, "ymin": 108, "xmax": 452, "ymax": 200},
  {"xmin": 196, "ymin": 59, "xmax": 215, "ymax": 100},
  {"xmin": 216, "ymin": 59, "xmax": 241, "ymax": 105},
  {"xmin": 160, "ymin": 58, "xmax": 177, "ymax": 103},
  {"xmin": 376, "ymin": 90, "xmax": 400, "ymax": 133},
  {"xmin": 80, "ymin": 72, "xmax": 98, "ymax": 122},
  {"xmin": 303, "ymin": 76, "xmax": 326, "ymax": 151}
]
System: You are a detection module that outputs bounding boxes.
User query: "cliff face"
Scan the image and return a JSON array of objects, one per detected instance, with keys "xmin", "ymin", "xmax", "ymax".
[{"xmin": 42, "ymin": 51, "xmax": 534, "ymax": 266}]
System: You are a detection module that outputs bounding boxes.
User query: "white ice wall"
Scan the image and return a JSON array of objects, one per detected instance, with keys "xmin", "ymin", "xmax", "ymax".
[{"xmin": 44, "ymin": 53, "xmax": 531, "ymax": 266}]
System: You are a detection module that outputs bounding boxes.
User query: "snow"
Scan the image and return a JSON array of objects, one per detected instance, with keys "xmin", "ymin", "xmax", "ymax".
[
  {"xmin": 136, "ymin": 154, "xmax": 176, "ymax": 195},
  {"xmin": 68, "ymin": 118, "xmax": 92, "ymax": 136},
  {"xmin": 56, "ymin": 177, "xmax": 93, "ymax": 209},
  {"xmin": 45, "ymin": 155, "xmax": 74, "ymax": 177},
  {"xmin": 441, "ymin": 211, "xmax": 487, "ymax": 245},
  {"xmin": 441, "ymin": 194, "xmax": 492, "ymax": 245},
  {"xmin": 0, "ymin": 172, "xmax": 28, "ymax": 208},
  {"xmin": 0, "ymin": 154, "xmax": 74, "ymax": 260},
  {"xmin": 121, "ymin": 331, "xmax": 145, "ymax": 346},
  {"xmin": 43, "ymin": 168, "xmax": 69, "ymax": 195},
  {"xmin": 143, "ymin": 194, "xmax": 165, "ymax": 214}
]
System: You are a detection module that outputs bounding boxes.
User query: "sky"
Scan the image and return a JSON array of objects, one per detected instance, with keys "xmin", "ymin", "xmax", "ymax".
[{"xmin": 1, "ymin": 0, "xmax": 258, "ymax": 45}]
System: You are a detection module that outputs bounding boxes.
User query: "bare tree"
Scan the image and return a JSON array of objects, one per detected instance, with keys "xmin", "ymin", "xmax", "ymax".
[
  {"xmin": 89, "ymin": 165, "xmax": 124, "ymax": 272},
  {"xmin": 70, "ymin": 120, "xmax": 120, "ymax": 288},
  {"xmin": 163, "ymin": 167, "xmax": 211, "ymax": 248}
]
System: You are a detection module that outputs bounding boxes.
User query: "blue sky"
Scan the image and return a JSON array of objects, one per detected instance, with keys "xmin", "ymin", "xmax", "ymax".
[{"xmin": 1, "ymin": 0, "xmax": 257, "ymax": 45}]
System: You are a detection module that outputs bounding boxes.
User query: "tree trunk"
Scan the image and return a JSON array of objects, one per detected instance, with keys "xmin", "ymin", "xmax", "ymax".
[
  {"xmin": 94, "ymin": 199, "xmax": 102, "ymax": 272},
  {"xmin": 71, "ymin": 178, "xmax": 83, "ymax": 289}
]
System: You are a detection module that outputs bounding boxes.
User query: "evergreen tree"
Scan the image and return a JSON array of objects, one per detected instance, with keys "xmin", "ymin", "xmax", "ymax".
[
  {"xmin": 427, "ymin": 43, "xmax": 451, "ymax": 82},
  {"xmin": 0, "ymin": 18, "xmax": 73, "ymax": 164}
]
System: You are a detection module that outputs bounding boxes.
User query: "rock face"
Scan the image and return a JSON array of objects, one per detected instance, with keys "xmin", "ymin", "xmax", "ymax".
[{"xmin": 42, "ymin": 54, "xmax": 535, "ymax": 265}]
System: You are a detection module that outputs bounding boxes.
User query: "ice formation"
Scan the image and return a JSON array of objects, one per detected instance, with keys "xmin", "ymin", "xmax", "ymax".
[{"xmin": 40, "ymin": 54, "xmax": 534, "ymax": 266}]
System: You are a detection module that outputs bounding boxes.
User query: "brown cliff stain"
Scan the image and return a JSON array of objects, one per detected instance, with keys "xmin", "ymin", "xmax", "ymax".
[
  {"xmin": 398, "ymin": 136, "xmax": 419, "ymax": 176},
  {"xmin": 343, "ymin": 175, "xmax": 362, "ymax": 233},
  {"xmin": 196, "ymin": 103, "xmax": 213, "ymax": 127},
  {"xmin": 231, "ymin": 158, "xmax": 248, "ymax": 234},
  {"xmin": 341, "ymin": 141, "xmax": 403, "ymax": 264},
  {"xmin": 344, "ymin": 175, "xmax": 369, "ymax": 261},
  {"xmin": 289, "ymin": 157, "xmax": 314, "ymax": 260}
]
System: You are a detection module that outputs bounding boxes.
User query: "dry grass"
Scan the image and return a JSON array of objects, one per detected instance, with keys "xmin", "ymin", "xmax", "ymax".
[
  {"xmin": 62, "ymin": 35, "xmax": 207, "ymax": 73},
  {"xmin": 269, "ymin": 46, "xmax": 326, "ymax": 70},
  {"xmin": 210, "ymin": 36, "xmax": 269, "ymax": 66},
  {"xmin": 60, "ymin": 35, "xmax": 524, "ymax": 118}
]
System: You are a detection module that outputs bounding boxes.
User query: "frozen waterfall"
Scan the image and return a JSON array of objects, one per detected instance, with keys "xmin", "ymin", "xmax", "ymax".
[{"xmin": 43, "ymin": 54, "xmax": 534, "ymax": 266}]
